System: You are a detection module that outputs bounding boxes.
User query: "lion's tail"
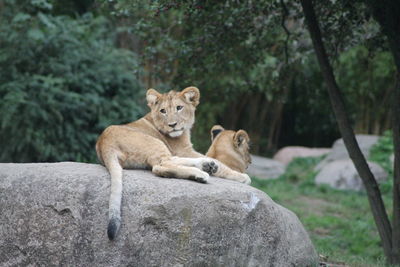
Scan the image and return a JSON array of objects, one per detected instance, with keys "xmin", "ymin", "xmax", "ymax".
[{"xmin": 104, "ymin": 155, "xmax": 123, "ymax": 240}]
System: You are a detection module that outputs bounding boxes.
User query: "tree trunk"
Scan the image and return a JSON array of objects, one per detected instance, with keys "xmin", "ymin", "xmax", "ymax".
[
  {"xmin": 300, "ymin": 0, "xmax": 393, "ymax": 262},
  {"xmin": 392, "ymin": 72, "xmax": 400, "ymax": 264},
  {"xmin": 363, "ymin": 1, "xmax": 400, "ymax": 262}
]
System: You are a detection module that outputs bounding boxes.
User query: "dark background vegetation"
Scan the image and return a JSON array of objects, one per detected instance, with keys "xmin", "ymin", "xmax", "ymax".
[{"xmin": 0, "ymin": 0, "xmax": 396, "ymax": 163}]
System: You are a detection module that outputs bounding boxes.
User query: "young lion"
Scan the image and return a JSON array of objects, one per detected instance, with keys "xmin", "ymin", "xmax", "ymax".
[
  {"xmin": 206, "ymin": 125, "xmax": 252, "ymax": 173},
  {"xmin": 96, "ymin": 87, "xmax": 251, "ymax": 240}
]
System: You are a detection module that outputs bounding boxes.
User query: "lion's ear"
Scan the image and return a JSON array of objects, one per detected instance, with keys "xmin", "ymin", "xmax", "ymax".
[
  {"xmin": 146, "ymin": 88, "xmax": 161, "ymax": 106},
  {"xmin": 210, "ymin": 125, "xmax": 224, "ymax": 142},
  {"xmin": 233, "ymin": 130, "xmax": 250, "ymax": 148},
  {"xmin": 180, "ymin": 86, "xmax": 200, "ymax": 106}
]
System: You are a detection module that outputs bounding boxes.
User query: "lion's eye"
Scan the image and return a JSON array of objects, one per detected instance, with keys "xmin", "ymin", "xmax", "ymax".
[
  {"xmin": 160, "ymin": 109, "xmax": 166, "ymax": 114},
  {"xmin": 176, "ymin": 106, "xmax": 183, "ymax": 111}
]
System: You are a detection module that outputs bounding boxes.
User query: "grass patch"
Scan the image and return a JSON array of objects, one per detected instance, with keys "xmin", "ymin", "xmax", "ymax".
[
  {"xmin": 251, "ymin": 156, "xmax": 392, "ymax": 266},
  {"xmin": 369, "ymin": 131, "xmax": 394, "ymax": 176},
  {"xmin": 369, "ymin": 131, "xmax": 394, "ymax": 197}
]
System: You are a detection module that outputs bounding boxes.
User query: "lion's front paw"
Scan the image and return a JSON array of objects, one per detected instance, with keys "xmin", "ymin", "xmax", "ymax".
[
  {"xmin": 201, "ymin": 159, "xmax": 218, "ymax": 175},
  {"xmin": 189, "ymin": 171, "xmax": 209, "ymax": 184},
  {"xmin": 240, "ymin": 174, "xmax": 251, "ymax": 185}
]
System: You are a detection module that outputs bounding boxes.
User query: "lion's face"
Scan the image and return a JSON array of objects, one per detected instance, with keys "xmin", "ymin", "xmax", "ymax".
[
  {"xmin": 146, "ymin": 87, "xmax": 200, "ymax": 138},
  {"xmin": 206, "ymin": 125, "xmax": 251, "ymax": 173}
]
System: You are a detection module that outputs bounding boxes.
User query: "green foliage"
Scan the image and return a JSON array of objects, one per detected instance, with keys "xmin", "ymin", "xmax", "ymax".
[
  {"xmin": 252, "ymin": 157, "xmax": 391, "ymax": 266},
  {"xmin": 0, "ymin": 1, "xmax": 144, "ymax": 162},
  {"xmin": 338, "ymin": 46, "xmax": 395, "ymax": 99},
  {"xmin": 336, "ymin": 46, "xmax": 395, "ymax": 133}
]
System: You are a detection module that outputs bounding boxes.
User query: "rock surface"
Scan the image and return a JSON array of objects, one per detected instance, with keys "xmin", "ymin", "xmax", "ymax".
[
  {"xmin": 0, "ymin": 162, "xmax": 317, "ymax": 267},
  {"xmin": 315, "ymin": 134, "xmax": 380, "ymax": 171},
  {"xmin": 315, "ymin": 159, "xmax": 388, "ymax": 191},
  {"xmin": 247, "ymin": 155, "xmax": 285, "ymax": 179},
  {"xmin": 273, "ymin": 146, "xmax": 331, "ymax": 166}
]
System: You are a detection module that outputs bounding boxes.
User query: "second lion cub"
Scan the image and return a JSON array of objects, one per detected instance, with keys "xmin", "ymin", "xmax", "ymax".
[{"xmin": 206, "ymin": 125, "xmax": 252, "ymax": 173}]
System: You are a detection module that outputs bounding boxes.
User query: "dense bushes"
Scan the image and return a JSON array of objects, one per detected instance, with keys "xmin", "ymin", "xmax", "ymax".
[{"xmin": 0, "ymin": 1, "xmax": 144, "ymax": 162}]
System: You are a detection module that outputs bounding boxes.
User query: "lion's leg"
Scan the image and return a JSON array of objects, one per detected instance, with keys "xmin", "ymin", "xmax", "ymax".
[
  {"xmin": 170, "ymin": 153, "xmax": 250, "ymax": 184},
  {"xmin": 169, "ymin": 156, "xmax": 218, "ymax": 175},
  {"xmin": 212, "ymin": 159, "xmax": 251, "ymax": 184},
  {"xmin": 152, "ymin": 163, "xmax": 209, "ymax": 183}
]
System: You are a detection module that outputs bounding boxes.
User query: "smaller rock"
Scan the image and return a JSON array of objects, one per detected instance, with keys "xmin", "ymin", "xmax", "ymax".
[
  {"xmin": 273, "ymin": 146, "xmax": 331, "ymax": 166},
  {"xmin": 315, "ymin": 159, "xmax": 387, "ymax": 191},
  {"xmin": 247, "ymin": 154, "xmax": 285, "ymax": 179},
  {"xmin": 315, "ymin": 134, "xmax": 380, "ymax": 171}
]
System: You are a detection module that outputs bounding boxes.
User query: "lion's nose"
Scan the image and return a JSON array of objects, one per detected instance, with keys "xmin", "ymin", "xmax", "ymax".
[{"xmin": 168, "ymin": 122, "xmax": 177, "ymax": 128}]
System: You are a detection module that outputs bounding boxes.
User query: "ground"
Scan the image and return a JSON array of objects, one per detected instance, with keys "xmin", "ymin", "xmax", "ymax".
[{"xmin": 251, "ymin": 155, "xmax": 392, "ymax": 267}]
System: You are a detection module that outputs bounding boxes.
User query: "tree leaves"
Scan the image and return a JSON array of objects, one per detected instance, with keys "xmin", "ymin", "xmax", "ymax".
[{"xmin": 0, "ymin": 4, "xmax": 144, "ymax": 162}]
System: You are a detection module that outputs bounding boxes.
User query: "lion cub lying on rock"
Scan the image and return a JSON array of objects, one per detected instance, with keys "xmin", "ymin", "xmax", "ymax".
[
  {"xmin": 206, "ymin": 125, "xmax": 251, "ymax": 173},
  {"xmin": 96, "ymin": 87, "xmax": 251, "ymax": 240}
]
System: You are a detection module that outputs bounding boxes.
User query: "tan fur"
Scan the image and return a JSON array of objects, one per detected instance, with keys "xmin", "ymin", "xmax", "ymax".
[
  {"xmin": 206, "ymin": 125, "xmax": 251, "ymax": 173},
  {"xmin": 96, "ymin": 87, "xmax": 251, "ymax": 240}
]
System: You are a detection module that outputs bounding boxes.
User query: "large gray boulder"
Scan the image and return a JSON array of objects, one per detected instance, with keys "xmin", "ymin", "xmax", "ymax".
[
  {"xmin": 0, "ymin": 162, "xmax": 317, "ymax": 267},
  {"xmin": 315, "ymin": 134, "xmax": 380, "ymax": 171},
  {"xmin": 247, "ymin": 154, "xmax": 285, "ymax": 179},
  {"xmin": 315, "ymin": 159, "xmax": 387, "ymax": 191}
]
